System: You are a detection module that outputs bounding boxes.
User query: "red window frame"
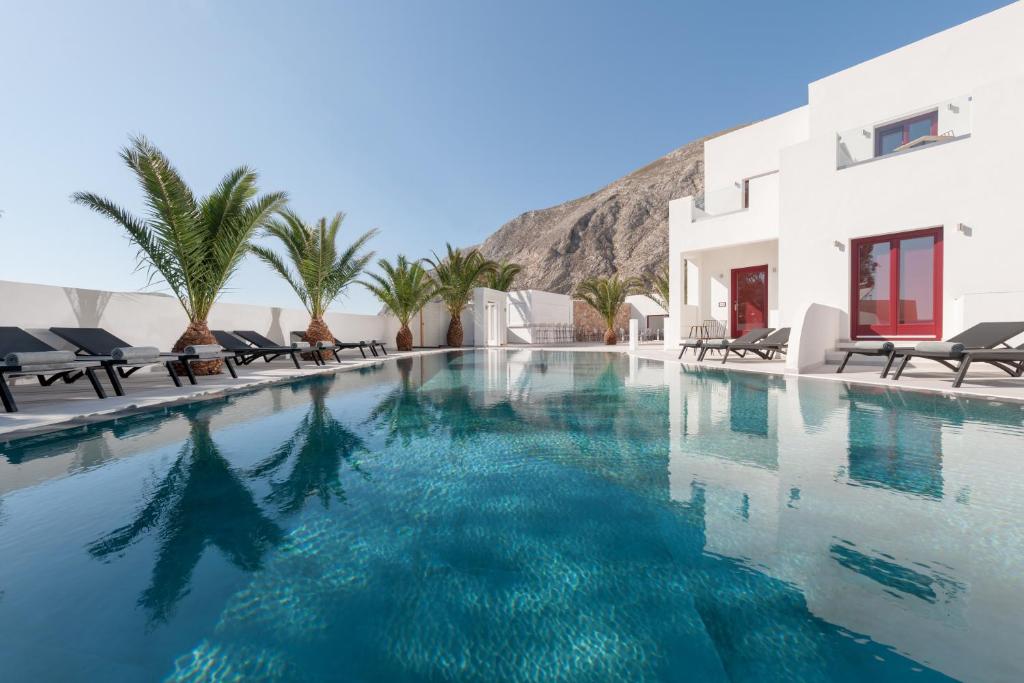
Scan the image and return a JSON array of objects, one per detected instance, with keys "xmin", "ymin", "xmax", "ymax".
[
  {"xmin": 850, "ymin": 227, "xmax": 943, "ymax": 340},
  {"xmin": 874, "ymin": 111, "xmax": 938, "ymax": 157}
]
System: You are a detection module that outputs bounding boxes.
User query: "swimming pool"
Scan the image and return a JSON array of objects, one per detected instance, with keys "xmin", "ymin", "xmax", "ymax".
[{"xmin": 1, "ymin": 350, "xmax": 1021, "ymax": 681}]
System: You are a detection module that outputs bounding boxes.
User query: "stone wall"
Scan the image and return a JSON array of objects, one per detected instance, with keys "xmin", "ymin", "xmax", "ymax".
[{"xmin": 573, "ymin": 299, "xmax": 630, "ymax": 338}]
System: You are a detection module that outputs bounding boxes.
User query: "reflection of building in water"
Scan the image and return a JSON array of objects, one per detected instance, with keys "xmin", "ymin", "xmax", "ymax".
[{"xmin": 667, "ymin": 370, "xmax": 1024, "ymax": 682}]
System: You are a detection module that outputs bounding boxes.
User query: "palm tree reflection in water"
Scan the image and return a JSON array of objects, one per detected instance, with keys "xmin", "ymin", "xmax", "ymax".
[
  {"xmin": 87, "ymin": 407, "xmax": 282, "ymax": 625},
  {"xmin": 249, "ymin": 379, "xmax": 369, "ymax": 514}
]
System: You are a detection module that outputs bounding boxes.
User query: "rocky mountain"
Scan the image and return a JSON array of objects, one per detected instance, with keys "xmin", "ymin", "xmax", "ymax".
[{"xmin": 475, "ymin": 127, "xmax": 739, "ymax": 294}]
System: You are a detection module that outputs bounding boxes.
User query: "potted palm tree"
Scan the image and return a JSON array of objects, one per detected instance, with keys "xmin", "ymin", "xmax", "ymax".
[
  {"xmin": 484, "ymin": 261, "xmax": 522, "ymax": 292},
  {"xmin": 250, "ymin": 209, "xmax": 376, "ymax": 350},
  {"xmin": 427, "ymin": 244, "xmax": 496, "ymax": 347},
  {"xmin": 73, "ymin": 136, "xmax": 286, "ymax": 374},
  {"xmin": 362, "ymin": 255, "xmax": 437, "ymax": 351},
  {"xmin": 575, "ymin": 275, "xmax": 642, "ymax": 345}
]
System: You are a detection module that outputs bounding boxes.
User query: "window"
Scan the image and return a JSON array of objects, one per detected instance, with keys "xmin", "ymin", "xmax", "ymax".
[
  {"xmin": 742, "ymin": 179, "xmax": 750, "ymax": 209},
  {"xmin": 875, "ymin": 111, "xmax": 938, "ymax": 157},
  {"xmin": 851, "ymin": 227, "xmax": 943, "ymax": 339}
]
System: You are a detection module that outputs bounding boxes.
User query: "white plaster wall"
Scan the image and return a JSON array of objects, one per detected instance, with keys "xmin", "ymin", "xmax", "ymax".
[
  {"xmin": 507, "ymin": 290, "xmax": 573, "ymax": 326},
  {"xmin": 778, "ymin": 74, "xmax": 1024, "ymax": 340},
  {"xmin": 807, "ymin": 2, "xmax": 1024, "ymax": 137},
  {"xmin": 680, "ymin": 172, "xmax": 780, "ymax": 252},
  {"xmin": 0, "ymin": 279, "xmax": 396, "ymax": 352},
  {"xmin": 507, "ymin": 289, "xmax": 573, "ymax": 343},
  {"xmin": 625, "ymin": 294, "xmax": 666, "ymax": 328},
  {"xmin": 472, "ymin": 287, "xmax": 508, "ymax": 347},
  {"xmin": 703, "ymin": 106, "xmax": 808, "ymax": 213},
  {"xmin": 685, "ymin": 241, "xmax": 779, "ymax": 334}
]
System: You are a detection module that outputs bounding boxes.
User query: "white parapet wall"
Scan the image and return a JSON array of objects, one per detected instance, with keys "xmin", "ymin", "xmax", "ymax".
[
  {"xmin": 507, "ymin": 289, "xmax": 573, "ymax": 344},
  {"xmin": 0, "ymin": 279, "xmax": 397, "ymax": 354}
]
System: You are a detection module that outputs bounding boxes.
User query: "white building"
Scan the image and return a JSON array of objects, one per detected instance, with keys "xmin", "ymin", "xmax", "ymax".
[{"xmin": 667, "ymin": 2, "xmax": 1024, "ymax": 371}]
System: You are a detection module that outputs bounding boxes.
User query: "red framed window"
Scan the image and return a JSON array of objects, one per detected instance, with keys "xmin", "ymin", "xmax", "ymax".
[
  {"xmin": 851, "ymin": 227, "xmax": 943, "ymax": 340},
  {"xmin": 875, "ymin": 111, "xmax": 938, "ymax": 157},
  {"xmin": 742, "ymin": 179, "xmax": 750, "ymax": 209}
]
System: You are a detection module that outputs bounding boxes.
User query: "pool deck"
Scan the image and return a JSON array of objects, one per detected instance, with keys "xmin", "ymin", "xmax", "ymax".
[{"xmin": 4, "ymin": 343, "xmax": 1024, "ymax": 441}]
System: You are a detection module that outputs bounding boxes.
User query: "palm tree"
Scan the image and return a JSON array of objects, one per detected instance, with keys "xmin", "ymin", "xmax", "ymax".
[
  {"xmin": 362, "ymin": 255, "xmax": 437, "ymax": 351},
  {"xmin": 251, "ymin": 209, "xmax": 376, "ymax": 348},
  {"xmin": 72, "ymin": 136, "xmax": 286, "ymax": 374},
  {"xmin": 648, "ymin": 265, "xmax": 670, "ymax": 311},
  {"xmin": 483, "ymin": 261, "xmax": 522, "ymax": 292},
  {"xmin": 575, "ymin": 275, "xmax": 642, "ymax": 345},
  {"xmin": 427, "ymin": 244, "xmax": 496, "ymax": 347}
]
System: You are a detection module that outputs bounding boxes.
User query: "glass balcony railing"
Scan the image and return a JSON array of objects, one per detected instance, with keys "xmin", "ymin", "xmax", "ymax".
[{"xmin": 836, "ymin": 94, "xmax": 971, "ymax": 169}]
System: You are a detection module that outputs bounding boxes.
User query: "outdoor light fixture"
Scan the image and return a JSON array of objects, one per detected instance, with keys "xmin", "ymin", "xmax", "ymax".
[
  {"xmin": 958, "ymin": 223, "xmax": 973, "ymax": 236},
  {"xmin": 834, "ymin": 240, "xmax": 846, "ymax": 251}
]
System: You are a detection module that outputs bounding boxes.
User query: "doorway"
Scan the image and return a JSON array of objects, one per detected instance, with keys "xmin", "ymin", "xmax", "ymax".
[{"xmin": 730, "ymin": 264, "xmax": 768, "ymax": 337}]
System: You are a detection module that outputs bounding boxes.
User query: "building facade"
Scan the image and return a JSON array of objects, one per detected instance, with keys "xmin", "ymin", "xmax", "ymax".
[{"xmin": 667, "ymin": 2, "xmax": 1024, "ymax": 371}]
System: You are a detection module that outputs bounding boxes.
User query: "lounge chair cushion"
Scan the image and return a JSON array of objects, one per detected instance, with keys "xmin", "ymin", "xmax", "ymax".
[
  {"xmin": 110, "ymin": 346, "xmax": 161, "ymax": 363},
  {"xmin": 4, "ymin": 350, "xmax": 76, "ymax": 367},
  {"xmin": 853, "ymin": 341, "xmax": 894, "ymax": 351},
  {"xmin": 3, "ymin": 362, "xmax": 82, "ymax": 373},
  {"xmin": 703, "ymin": 339, "xmax": 729, "ymax": 349},
  {"xmin": 914, "ymin": 341, "xmax": 965, "ymax": 355},
  {"xmin": 315, "ymin": 341, "xmax": 337, "ymax": 350},
  {"xmin": 682, "ymin": 338, "xmax": 703, "ymax": 345},
  {"xmin": 290, "ymin": 341, "xmax": 311, "ymax": 350},
  {"xmin": 183, "ymin": 344, "xmax": 223, "ymax": 358}
]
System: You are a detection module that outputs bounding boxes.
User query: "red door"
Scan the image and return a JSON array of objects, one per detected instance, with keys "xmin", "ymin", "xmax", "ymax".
[
  {"xmin": 731, "ymin": 265, "xmax": 768, "ymax": 337},
  {"xmin": 851, "ymin": 227, "xmax": 942, "ymax": 339}
]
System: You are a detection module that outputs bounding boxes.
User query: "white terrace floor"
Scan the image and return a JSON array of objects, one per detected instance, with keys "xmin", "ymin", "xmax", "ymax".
[{"xmin": 4, "ymin": 343, "xmax": 1024, "ymax": 441}]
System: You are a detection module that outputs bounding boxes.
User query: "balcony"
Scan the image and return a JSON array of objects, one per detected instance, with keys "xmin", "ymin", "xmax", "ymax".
[
  {"xmin": 674, "ymin": 171, "xmax": 779, "ymax": 254},
  {"xmin": 836, "ymin": 94, "xmax": 972, "ymax": 169}
]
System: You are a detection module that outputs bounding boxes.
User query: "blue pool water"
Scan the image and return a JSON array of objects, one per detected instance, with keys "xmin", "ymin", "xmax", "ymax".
[{"xmin": 1, "ymin": 350, "xmax": 1022, "ymax": 681}]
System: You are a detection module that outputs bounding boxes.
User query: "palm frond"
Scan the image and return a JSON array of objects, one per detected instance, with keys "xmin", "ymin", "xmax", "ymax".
[
  {"xmin": 575, "ymin": 275, "xmax": 642, "ymax": 328},
  {"xmin": 361, "ymin": 255, "xmax": 436, "ymax": 326},
  {"xmin": 74, "ymin": 136, "xmax": 286, "ymax": 323},
  {"xmin": 254, "ymin": 209, "xmax": 376, "ymax": 319}
]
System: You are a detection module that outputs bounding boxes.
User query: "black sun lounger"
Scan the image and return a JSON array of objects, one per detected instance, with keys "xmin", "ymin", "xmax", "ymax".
[
  {"xmin": 214, "ymin": 331, "xmax": 315, "ymax": 369},
  {"xmin": 721, "ymin": 327, "xmax": 790, "ymax": 363},
  {"xmin": 677, "ymin": 337, "xmax": 710, "ymax": 359},
  {"xmin": 697, "ymin": 328, "xmax": 772, "ymax": 361},
  {"xmin": 833, "ymin": 341, "xmax": 916, "ymax": 376},
  {"xmin": 951, "ymin": 343, "xmax": 1024, "ymax": 388},
  {"xmin": 50, "ymin": 327, "xmax": 236, "ymax": 396},
  {"xmin": 289, "ymin": 331, "xmax": 378, "ymax": 361},
  {"xmin": 0, "ymin": 327, "xmax": 106, "ymax": 412},
  {"xmin": 890, "ymin": 321, "xmax": 1024, "ymax": 382}
]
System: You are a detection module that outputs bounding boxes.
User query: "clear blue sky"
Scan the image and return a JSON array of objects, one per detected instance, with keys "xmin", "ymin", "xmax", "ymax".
[{"xmin": 0, "ymin": 0, "xmax": 1009, "ymax": 314}]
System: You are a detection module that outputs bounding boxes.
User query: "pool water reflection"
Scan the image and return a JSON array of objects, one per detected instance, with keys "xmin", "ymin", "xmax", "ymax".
[{"xmin": 0, "ymin": 351, "xmax": 1022, "ymax": 681}]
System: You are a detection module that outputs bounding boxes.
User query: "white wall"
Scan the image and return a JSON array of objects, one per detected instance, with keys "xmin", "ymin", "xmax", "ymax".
[
  {"xmin": 507, "ymin": 289, "xmax": 573, "ymax": 344},
  {"xmin": 779, "ymin": 74, "xmax": 1024, "ymax": 340},
  {"xmin": 472, "ymin": 287, "xmax": 508, "ymax": 347},
  {"xmin": 0, "ymin": 279, "xmax": 396, "ymax": 351},
  {"xmin": 625, "ymin": 294, "xmax": 667, "ymax": 332},
  {"xmin": 807, "ymin": 2, "xmax": 1024, "ymax": 137},
  {"xmin": 703, "ymin": 106, "xmax": 808, "ymax": 213}
]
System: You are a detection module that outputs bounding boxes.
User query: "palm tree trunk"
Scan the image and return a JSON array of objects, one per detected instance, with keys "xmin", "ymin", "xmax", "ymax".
[
  {"xmin": 446, "ymin": 316, "xmax": 464, "ymax": 347},
  {"xmin": 604, "ymin": 328, "xmax": 618, "ymax": 345},
  {"xmin": 171, "ymin": 320, "xmax": 222, "ymax": 376},
  {"xmin": 302, "ymin": 317, "xmax": 334, "ymax": 361},
  {"xmin": 396, "ymin": 325, "xmax": 413, "ymax": 352}
]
